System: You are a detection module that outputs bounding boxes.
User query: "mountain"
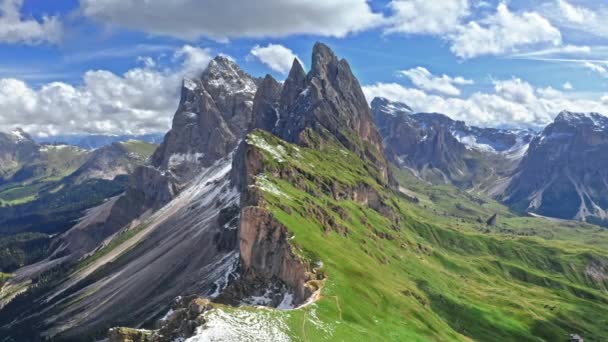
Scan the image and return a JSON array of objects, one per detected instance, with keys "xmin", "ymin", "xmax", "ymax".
[
  {"xmin": 372, "ymin": 97, "xmax": 533, "ymax": 188},
  {"xmin": 1, "ymin": 44, "xmax": 608, "ymax": 342},
  {"xmin": 35, "ymin": 133, "xmax": 165, "ymax": 149},
  {"xmin": 0, "ymin": 129, "xmax": 40, "ymax": 182},
  {"xmin": 0, "ymin": 138, "xmax": 156, "ymax": 274},
  {"xmin": 67, "ymin": 140, "xmax": 157, "ymax": 184},
  {"xmin": 500, "ymin": 111, "xmax": 608, "ymax": 225}
]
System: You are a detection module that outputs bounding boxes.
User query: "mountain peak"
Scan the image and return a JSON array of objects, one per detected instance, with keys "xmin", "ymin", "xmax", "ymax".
[
  {"xmin": 554, "ymin": 110, "xmax": 608, "ymax": 128},
  {"xmin": 371, "ymin": 97, "xmax": 413, "ymax": 116},
  {"xmin": 202, "ymin": 55, "xmax": 257, "ymax": 96},
  {"xmin": 272, "ymin": 42, "xmax": 389, "ymax": 183},
  {"xmin": 9, "ymin": 128, "xmax": 33, "ymax": 143},
  {"xmin": 310, "ymin": 42, "xmax": 338, "ymax": 77}
]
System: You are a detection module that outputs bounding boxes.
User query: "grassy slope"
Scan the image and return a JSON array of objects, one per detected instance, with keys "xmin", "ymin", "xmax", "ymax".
[
  {"xmin": 120, "ymin": 140, "xmax": 157, "ymax": 161},
  {"xmin": 201, "ymin": 130, "xmax": 608, "ymax": 342}
]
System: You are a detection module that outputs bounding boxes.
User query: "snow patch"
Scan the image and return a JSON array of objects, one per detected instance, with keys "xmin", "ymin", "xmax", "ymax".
[
  {"xmin": 168, "ymin": 152, "xmax": 204, "ymax": 168},
  {"xmin": 248, "ymin": 134, "xmax": 288, "ymax": 162},
  {"xmin": 10, "ymin": 129, "xmax": 28, "ymax": 142},
  {"xmin": 255, "ymin": 174, "xmax": 290, "ymax": 198},
  {"xmin": 39, "ymin": 144, "xmax": 72, "ymax": 152},
  {"xmin": 185, "ymin": 308, "xmax": 291, "ymax": 342},
  {"xmin": 453, "ymin": 134, "xmax": 496, "ymax": 153},
  {"xmin": 183, "ymin": 78, "xmax": 199, "ymax": 91}
]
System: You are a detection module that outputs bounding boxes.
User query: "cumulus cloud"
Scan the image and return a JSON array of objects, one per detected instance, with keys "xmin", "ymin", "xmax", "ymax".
[
  {"xmin": 0, "ymin": 0, "xmax": 62, "ymax": 44},
  {"xmin": 79, "ymin": 0, "xmax": 382, "ymax": 41},
  {"xmin": 250, "ymin": 44, "xmax": 301, "ymax": 74},
  {"xmin": 450, "ymin": 3, "xmax": 562, "ymax": 59},
  {"xmin": 385, "ymin": 0, "xmax": 469, "ymax": 35},
  {"xmin": 0, "ymin": 45, "xmax": 212, "ymax": 137},
  {"xmin": 399, "ymin": 67, "xmax": 473, "ymax": 96},
  {"xmin": 362, "ymin": 78, "xmax": 608, "ymax": 128},
  {"xmin": 563, "ymin": 82, "xmax": 573, "ymax": 90}
]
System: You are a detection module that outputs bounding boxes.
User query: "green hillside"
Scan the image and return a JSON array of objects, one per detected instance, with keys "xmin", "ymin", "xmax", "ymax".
[{"xmin": 194, "ymin": 129, "xmax": 608, "ymax": 341}]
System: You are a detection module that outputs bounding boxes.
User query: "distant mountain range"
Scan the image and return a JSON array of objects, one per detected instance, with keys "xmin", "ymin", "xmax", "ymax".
[
  {"xmin": 372, "ymin": 97, "xmax": 608, "ymax": 225},
  {"xmin": 35, "ymin": 133, "xmax": 164, "ymax": 149}
]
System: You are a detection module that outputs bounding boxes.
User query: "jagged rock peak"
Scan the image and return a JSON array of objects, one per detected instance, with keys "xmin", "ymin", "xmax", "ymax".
[
  {"xmin": 202, "ymin": 55, "xmax": 257, "ymax": 95},
  {"xmin": 310, "ymin": 42, "xmax": 338, "ymax": 77},
  {"xmin": 252, "ymin": 74, "xmax": 282, "ymax": 132},
  {"xmin": 371, "ymin": 97, "xmax": 413, "ymax": 116},
  {"xmin": 274, "ymin": 42, "xmax": 389, "ymax": 183},
  {"xmin": 280, "ymin": 58, "xmax": 307, "ymax": 111}
]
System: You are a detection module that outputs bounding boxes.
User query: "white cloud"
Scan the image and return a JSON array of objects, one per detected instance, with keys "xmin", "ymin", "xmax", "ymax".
[
  {"xmin": 450, "ymin": 3, "xmax": 562, "ymax": 59},
  {"xmin": 557, "ymin": 0, "xmax": 596, "ymax": 24},
  {"xmin": 362, "ymin": 78, "xmax": 608, "ymax": 128},
  {"xmin": 582, "ymin": 61, "xmax": 608, "ymax": 77},
  {"xmin": 399, "ymin": 67, "xmax": 473, "ymax": 96},
  {"xmin": 0, "ymin": 45, "xmax": 212, "ymax": 137},
  {"xmin": 173, "ymin": 45, "xmax": 213, "ymax": 76},
  {"xmin": 250, "ymin": 44, "xmax": 301, "ymax": 74},
  {"xmin": 80, "ymin": 0, "xmax": 383, "ymax": 41},
  {"xmin": 563, "ymin": 82, "xmax": 573, "ymax": 90},
  {"xmin": 0, "ymin": 0, "xmax": 62, "ymax": 45},
  {"xmin": 385, "ymin": 0, "xmax": 469, "ymax": 35},
  {"xmin": 509, "ymin": 44, "xmax": 590, "ymax": 58},
  {"xmin": 542, "ymin": 0, "xmax": 608, "ymax": 38}
]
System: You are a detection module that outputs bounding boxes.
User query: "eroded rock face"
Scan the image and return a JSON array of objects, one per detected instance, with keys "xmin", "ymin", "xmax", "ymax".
[
  {"xmin": 251, "ymin": 74, "xmax": 282, "ymax": 132},
  {"xmin": 239, "ymin": 206, "xmax": 314, "ymax": 304},
  {"xmin": 152, "ymin": 56, "xmax": 258, "ymax": 182}
]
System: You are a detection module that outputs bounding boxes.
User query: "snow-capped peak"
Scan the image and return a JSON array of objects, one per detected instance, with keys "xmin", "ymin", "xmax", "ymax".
[
  {"xmin": 372, "ymin": 97, "xmax": 413, "ymax": 116},
  {"xmin": 555, "ymin": 110, "xmax": 608, "ymax": 129},
  {"xmin": 10, "ymin": 128, "xmax": 31, "ymax": 143},
  {"xmin": 203, "ymin": 56, "xmax": 257, "ymax": 95}
]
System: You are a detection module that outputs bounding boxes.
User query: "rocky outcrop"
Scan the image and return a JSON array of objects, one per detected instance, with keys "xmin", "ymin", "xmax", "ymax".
[
  {"xmin": 500, "ymin": 111, "xmax": 608, "ymax": 223},
  {"xmin": 108, "ymin": 296, "xmax": 214, "ymax": 342},
  {"xmin": 226, "ymin": 140, "xmax": 320, "ymax": 307}
]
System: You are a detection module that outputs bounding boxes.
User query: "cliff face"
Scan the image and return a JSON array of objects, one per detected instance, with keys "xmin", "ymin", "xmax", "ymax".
[
  {"xmin": 501, "ymin": 111, "xmax": 608, "ymax": 223},
  {"xmin": 151, "ymin": 56, "xmax": 258, "ymax": 181}
]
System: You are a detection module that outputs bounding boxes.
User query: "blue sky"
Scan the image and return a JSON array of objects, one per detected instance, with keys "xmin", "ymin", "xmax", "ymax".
[{"xmin": 0, "ymin": 0, "xmax": 607, "ymax": 136}]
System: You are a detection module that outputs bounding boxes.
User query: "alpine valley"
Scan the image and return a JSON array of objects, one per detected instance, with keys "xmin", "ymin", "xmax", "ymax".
[{"xmin": 1, "ymin": 43, "xmax": 608, "ymax": 342}]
